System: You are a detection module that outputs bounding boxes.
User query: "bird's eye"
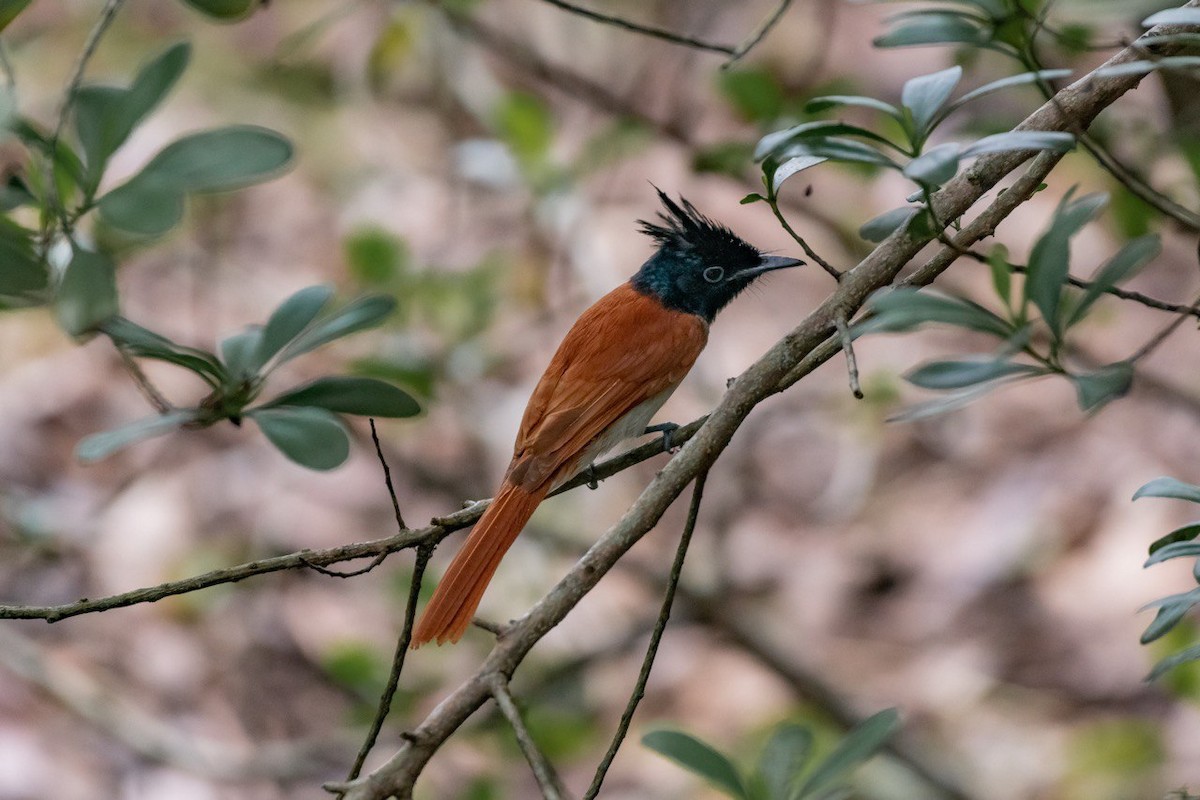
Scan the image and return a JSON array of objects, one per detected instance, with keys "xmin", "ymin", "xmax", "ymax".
[{"xmin": 703, "ymin": 266, "xmax": 725, "ymax": 283}]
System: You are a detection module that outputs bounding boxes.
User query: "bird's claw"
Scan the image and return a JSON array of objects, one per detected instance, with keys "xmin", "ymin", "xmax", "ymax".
[
  {"xmin": 585, "ymin": 464, "xmax": 600, "ymax": 490},
  {"xmin": 645, "ymin": 422, "xmax": 681, "ymax": 453}
]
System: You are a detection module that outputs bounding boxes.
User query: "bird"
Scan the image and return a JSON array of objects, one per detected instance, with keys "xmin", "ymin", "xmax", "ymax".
[{"xmin": 411, "ymin": 189, "xmax": 803, "ymax": 647}]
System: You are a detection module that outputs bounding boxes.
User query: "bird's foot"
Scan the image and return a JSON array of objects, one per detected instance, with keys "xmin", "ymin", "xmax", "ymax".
[
  {"xmin": 585, "ymin": 464, "xmax": 600, "ymax": 490},
  {"xmin": 645, "ymin": 422, "xmax": 681, "ymax": 453}
]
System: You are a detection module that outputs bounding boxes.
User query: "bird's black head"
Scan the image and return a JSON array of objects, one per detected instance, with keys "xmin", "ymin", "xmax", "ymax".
[{"xmin": 631, "ymin": 189, "xmax": 803, "ymax": 322}]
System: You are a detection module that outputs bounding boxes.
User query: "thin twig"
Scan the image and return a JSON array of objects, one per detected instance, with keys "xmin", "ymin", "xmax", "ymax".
[
  {"xmin": 46, "ymin": 0, "xmax": 126, "ymax": 237},
  {"xmin": 582, "ymin": 469, "xmax": 707, "ymax": 800},
  {"xmin": 114, "ymin": 344, "xmax": 173, "ymax": 413},
  {"xmin": 301, "ymin": 554, "xmax": 388, "ymax": 579},
  {"xmin": 768, "ymin": 197, "xmax": 841, "ymax": 280},
  {"xmin": 724, "ymin": 0, "xmax": 794, "ymax": 68},
  {"xmin": 834, "ymin": 313, "xmax": 863, "ymax": 399},
  {"xmin": 344, "ymin": 543, "xmax": 434, "ymax": 783},
  {"xmin": 534, "ymin": 0, "xmax": 736, "ymax": 56},
  {"xmin": 489, "ymin": 675, "xmax": 569, "ymax": 800},
  {"xmin": 1129, "ymin": 295, "xmax": 1200, "ymax": 362},
  {"xmin": 371, "ymin": 419, "xmax": 407, "ymax": 530}
]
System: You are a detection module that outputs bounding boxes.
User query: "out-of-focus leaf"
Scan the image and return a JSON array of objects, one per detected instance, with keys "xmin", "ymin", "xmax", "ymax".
[
  {"xmin": 0, "ymin": 218, "xmax": 46, "ymax": 300},
  {"xmin": 961, "ymin": 131, "xmax": 1075, "ymax": 157},
  {"xmin": 76, "ymin": 410, "xmax": 197, "ymax": 462},
  {"xmin": 179, "ymin": 0, "xmax": 259, "ymax": 21},
  {"xmin": 948, "ymin": 70, "xmax": 1073, "ymax": 113},
  {"xmin": 1147, "ymin": 644, "xmax": 1200, "ymax": 682},
  {"xmin": 219, "ymin": 327, "xmax": 264, "ymax": 380},
  {"xmin": 988, "ymin": 244, "xmax": 1011, "ymax": 306},
  {"xmin": 277, "ymin": 294, "xmax": 396, "ymax": 363},
  {"xmin": 875, "ymin": 13, "xmax": 992, "ymax": 50},
  {"xmin": 770, "ymin": 155, "xmax": 827, "ymax": 192},
  {"xmin": 1145, "ymin": 541, "xmax": 1200, "ymax": 567},
  {"xmin": 256, "ymin": 284, "xmax": 335, "ymax": 368},
  {"xmin": 755, "ymin": 121, "xmax": 901, "ymax": 161},
  {"xmin": 345, "ymin": 228, "xmax": 409, "ymax": 285},
  {"xmin": 1140, "ymin": 590, "xmax": 1200, "ymax": 644},
  {"xmin": 887, "ymin": 381, "xmax": 1006, "ymax": 423},
  {"xmin": 859, "ymin": 206, "xmax": 919, "ymax": 242},
  {"xmin": 1143, "ymin": 8, "xmax": 1200, "ymax": 26},
  {"xmin": 906, "ymin": 359, "xmax": 1043, "ymax": 390},
  {"xmin": 101, "ymin": 316, "xmax": 226, "ymax": 384},
  {"xmin": 1095, "ymin": 57, "xmax": 1200, "ymax": 78},
  {"xmin": 97, "ymin": 182, "xmax": 185, "ymax": 235},
  {"xmin": 693, "ymin": 141, "xmax": 754, "ymax": 178},
  {"xmin": 265, "ymin": 376, "xmax": 421, "ymax": 418},
  {"xmin": 642, "ymin": 730, "xmax": 749, "ymax": 799},
  {"xmin": 719, "ymin": 68, "xmax": 785, "ymax": 123},
  {"xmin": 795, "ymin": 709, "xmax": 900, "ymax": 797},
  {"xmin": 1025, "ymin": 191, "xmax": 1108, "ymax": 334},
  {"xmin": 1134, "ymin": 477, "xmax": 1200, "ymax": 504},
  {"xmin": 55, "ymin": 248, "xmax": 118, "ymax": 336},
  {"xmin": 903, "ymin": 143, "xmax": 960, "ymax": 186},
  {"xmin": 757, "ymin": 723, "xmax": 813, "ymax": 800},
  {"xmin": 778, "ymin": 137, "xmax": 897, "ymax": 168},
  {"xmin": 1071, "ymin": 361, "xmax": 1132, "ymax": 412},
  {"xmin": 0, "ymin": 0, "xmax": 33, "ymax": 32},
  {"xmin": 1066, "ymin": 235, "xmax": 1160, "ymax": 326},
  {"xmin": 804, "ymin": 94, "xmax": 901, "ymax": 117},
  {"xmin": 901, "ymin": 66, "xmax": 963, "ymax": 141},
  {"xmin": 863, "ymin": 287, "xmax": 1013, "ymax": 337},
  {"xmin": 1148, "ymin": 523, "xmax": 1200, "ymax": 556},
  {"xmin": 494, "ymin": 92, "xmax": 552, "ymax": 169},
  {"xmin": 250, "ymin": 406, "xmax": 350, "ymax": 470}
]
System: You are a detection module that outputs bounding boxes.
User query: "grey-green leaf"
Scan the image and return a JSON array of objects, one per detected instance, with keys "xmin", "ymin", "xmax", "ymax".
[
  {"xmin": 642, "ymin": 730, "xmax": 749, "ymax": 799},
  {"xmin": 949, "ymin": 70, "xmax": 1073, "ymax": 112},
  {"xmin": 906, "ymin": 359, "xmax": 1043, "ymax": 390},
  {"xmin": 257, "ymin": 284, "xmax": 335, "ymax": 368},
  {"xmin": 901, "ymin": 66, "xmax": 963, "ymax": 139},
  {"xmin": 803, "ymin": 94, "xmax": 901, "ymax": 117},
  {"xmin": 76, "ymin": 410, "xmax": 197, "ymax": 462},
  {"xmin": 1140, "ymin": 591, "xmax": 1200, "ymax": 644},
  {"xmin": 903, "ymin": 143, "xmax": 960, "ymax": 186},
  {"xmin": 1094, "ymin": 57, "xmax": 1200, "ymax": 78},
  {"xmin": 1146, "ymin": 644, "xmax": 1200, "ymax": 682},
  {"xmin": 1148, "ymin": 523, "xmax": 1200, "ymax": 556},
  {"xmin": 250, "ymin": 406, "xmax": 351, "ymax": 471},
  {"xmin": 1071, "ymin": 361, "xmax": 1133, "ymax": 412},
  {"xmin": 101, "ymin": 316, "xmax": 226, "ymax": 383},
  {"xmin": 961, "ymin": 131, "xmax": 1075, "ymax": 157},
  {"xmin": 1143, "ymin": 8, "xmax": 1200, "ymax": 27},
  {"xmin": 130, "ymin": 125, "xmax": 293, "ymax": 193},
  {"xmin": 859, "ymin": 206, "xmax": 919, "ymax": 242},
  {"xmin": 1066, "ymin": 235, "xmax": 1160, "ymax": 326},
  {"xmin": 277, "ymin": 294, "xmax": 396, "ymax": 363},
  {"xmin": 98, "ymin": 181, "xmax": 185, "ymax": 236},
  {"xmin": 1144, "ymin": 541, "xmax": 1200, "ymax": 567},
  {"xmin": 265, "ymin": 376, "xmax": 421, "ymax": 418},
  {"xmin": 795, "ymin": 709, "xmax": 900, "ymax": 798},
  {"xmin": 0, "ymin": 218, "xmax": 46, "ymax": 299},
  {"xmin": 771, "ymin": 155, "xmax": 827, "ymax": 192},
  {"xmin": 219, "ymin": 327, "xmax": 264, "ymax": 380},
  {"xmin": 55, "ymin": 248, "xmax": 119, "ymax": 336},
  {"xmin": 863, "ymin": 287, "xmax": 1012, "ymax": 337},
  {"xmin": 758, "ymin": 724, "xmax": 814, "ymax": 800},
  {"xmin": 875, "ymin": 15, "xmax": 990, "ymax": 50},
  {"xmin": 1024, "ymin": 192, "xmax": 1108, "ymax": 334},
  {"xmin": 180, "ymin": 0, "xmax": 259, "ymax": 21},
  {"xmin": 1133, "ymin": 477, "xmax": 1200, "ymax": 504}
]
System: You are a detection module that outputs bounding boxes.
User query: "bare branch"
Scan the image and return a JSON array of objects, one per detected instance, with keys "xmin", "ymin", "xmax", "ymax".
[
  {"xmin": 767, "ymin": 196, "xmax": 842, "ymax": 280},
  {"xmin": 834, "ymin": 313, "xmax": 863, "ymax": 400},
  {"xmin": 583, "ymin": 469, "xmax": 707, "ymax": 800},
  {"xmin": 371, "ymin": 418, "xmax": 408, "ymax": 530},
  {"xmin": 724, "ymin": 0, "xmax": 795, "ymax": 68},
  {"xmin": 534, "ymin": 0, "xmax": 735, "ymax": 56},
  {"xmin": 489, "ymin": 675, "xmax": 570, "ymax": 800}
]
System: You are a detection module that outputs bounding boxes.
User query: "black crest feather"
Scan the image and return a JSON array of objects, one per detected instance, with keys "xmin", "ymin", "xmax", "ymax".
[{"xmin": 638, "ymin": 187, "xmax": 759, "ymax": 264}]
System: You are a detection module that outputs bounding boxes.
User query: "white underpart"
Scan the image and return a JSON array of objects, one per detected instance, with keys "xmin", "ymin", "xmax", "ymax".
[{"xmin": 555, "ymin": 385, "xmax": 679, "ymax": 489}]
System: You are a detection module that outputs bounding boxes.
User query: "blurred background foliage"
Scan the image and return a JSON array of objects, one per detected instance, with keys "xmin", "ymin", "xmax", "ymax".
[{"xmin": 3, "ymin": 0, "xmax": 1200, "ymax": 798}]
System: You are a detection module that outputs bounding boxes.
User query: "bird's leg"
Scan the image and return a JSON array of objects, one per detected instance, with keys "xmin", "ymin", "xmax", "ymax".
[
  {"xmin": 584, "ymin": 464, "xmax": 600, "ymax": 490},
  {"xmin": 644, "ymin": 422, "xmax": 681, "ymax": 453}
]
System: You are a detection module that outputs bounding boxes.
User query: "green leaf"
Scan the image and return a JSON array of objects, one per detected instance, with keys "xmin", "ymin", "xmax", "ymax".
[
  {"xmin": 0, "ymin": 0, "xmax": 33, "ymax": 32},
  {"xmin": 774, "ymin": 138, "xmax": 895, "ymax": 174},
  {"xmin": 179, "ymin": 0, "xmax": 259, "ymax": 21},
  {"xmin": 887, "ymin": 381, "xmax": 1006, "ymax": 423},
  {"xmin": 250, "ymin": 406, "xmax": 351, "ymax": 470},
  {"xmin": 859, "ymin": 206, "xmax": 919, "ymax": 242},
  {"xmin": 740, "ymin": 193, "xmax": 765, "ymax": 205},
  {"xmin": 346, "ymin": 228, "xmax": 410, "ymax": 285},
  {"xmin": 1140, "ymin": 591, "xmax": 1200, "ymax": 644},
  {"xmin": 0, "ymin": 218, "xmax": 46, "ymax": 300},
  {"xmin": 863, "ymin": 287, "xmax": 1013, "ymax": 337},
  {"xmin": 1095, "ymin": 57, "xmax": 1200, "ymax": 78},
  {"xmin": 1144, "ymin": 541, "xmax": 1200, "ymax": 567},
  {"xmin": 757, "ymin": 724, "xmax": 813, "ymax": 800},
  {"xmin": 265, "ymin": 376, "xmax": 421, "ymax": 418},
  {"xmin": 1071, "ymin": 361, "xmax": 1132, "ymax": 412},
  {"xmin": 755, "ymin": 121, "xmax": 902, "ymax": 162},
  {"xmin": 1066, "ymin": 235, "xmax": 1161, "ymax": 326},
  {"xmin": 948, "ymin": 70, "xmax": 1073, "ymax": 113},
  {"xmin": 1142, "ymin": 8, "xmax": 1200, "ymax": 27},
  {"xmin": 719, "ymin": 68, "xmax": 785, "ymax": 123},
  {"xmin": 1024, "ymin": 192, "xmax": 1108, "ymax": 335},
  {"xmin": 1147, "ymin": 644, "xmax": 1200, "ymax": 682},
  {"xmin": 1148, "ymin": 524, "xmax": 1200, "ymax": 556},
  {"xmin": 770, "ymin": 155, "xmax": 827, "ymax": 192},
  {"xmin": 795, "ymin": 709, "xmax": 900, "ymax": 798},
  {"xmin": 642, "ymin": 730, "xmax": 749, "ymax": 799},
  {"xmin": 494, "ymin": 91, "xmax": 553, "ymax": 169},
  {"xmin": 101, "ymin": 316, "xmax": 226, "ymax": 384},
  {"xmin": 75, "ymin": 42, "xmax": 191, "ymax": 190},
  {"xmin": 1133, "ymin": 477, "xmax": 1200, "ymax": 504},
  {"xmin": 961, "ymin": 131, "xmax": 1075, "ymax": 157},
  {"xmin": 277, "ymin": 294, "xmax": 395, "ymax": 364},
  {"xmin": 875, "ymin": 13, "xmax": 992, "ymax": 50},
  {"xmin": 906, "ymin": 359, "xmax": 1043, "ymax": 390},
  {"xmin": 988, "ymin": 245, "xmax": 1011, "ymax": 306},
  {"xmin": 256, "ymin": 284, "xmax": 335, "ymax": 367},
  {"xmin": 55, "ymin": 248, "xmax": 119, "ymax": 336},
  {"xmin": 99, "ymin": 126, "xmax": 293, "ymax": 235},
  {"xmin": 903, "ymin": 143, "xmax": 960, "ymax": 186},
  {"xmin": 76, "ymin": 410, "xmax": 197, "ymax": 462},
  {"xmin": 900, "ymin": 66, "xmax": 963, "ymax": 141},
  {"xmin": 219, "ymin": 327, "xmax": 264, "ymax": 380},
  {"xmin": 803, "ymin": 94, "xmax": 901, "ymax": 118}
]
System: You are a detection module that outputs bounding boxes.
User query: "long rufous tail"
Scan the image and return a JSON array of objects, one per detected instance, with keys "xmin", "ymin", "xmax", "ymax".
[{"xmin": 411, "ymin": 481, "xmax": 549, "ymax": 647}]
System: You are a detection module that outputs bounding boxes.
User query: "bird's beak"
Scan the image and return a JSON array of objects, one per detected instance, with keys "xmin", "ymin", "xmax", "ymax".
[{"xmin": 736, "ymin": 255, "xmax": 805, "ymax": 279}]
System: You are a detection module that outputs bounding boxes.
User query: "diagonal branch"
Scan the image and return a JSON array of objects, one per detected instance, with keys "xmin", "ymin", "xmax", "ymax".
[
  {"xmin": 326, "ymin": 13, "xmax": 1200, "ymax": 800},
  {"xmin": 533, "ymin": 0, "xmax": 736, "ymax": 56},
  {"xmin": 489, "ymin": 675, "xmax": 570, "ymax": 800}
]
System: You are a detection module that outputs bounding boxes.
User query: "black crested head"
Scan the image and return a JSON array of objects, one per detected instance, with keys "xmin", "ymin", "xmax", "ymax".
[{"xmin": 631, "ymin": 188, "xmax": 803, "ymax": 322}]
